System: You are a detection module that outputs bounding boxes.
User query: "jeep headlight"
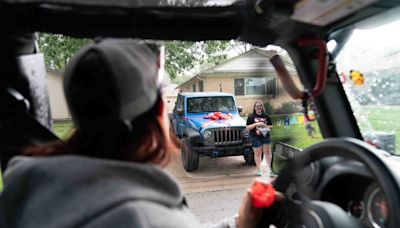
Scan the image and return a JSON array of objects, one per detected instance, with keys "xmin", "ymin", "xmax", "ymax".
[{"xmin": 203, "ymin": 130, "xmax": 212, "ymax": 139}]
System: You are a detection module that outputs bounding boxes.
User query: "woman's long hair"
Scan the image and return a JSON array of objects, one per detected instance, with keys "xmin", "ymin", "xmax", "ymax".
[
  {"xmin": 252, "ymin": 100, "xmax": 266, "ymax": 115},
  {"xmin": 23, "ymin": 96, "xmax": 179, "ymax": 167}
]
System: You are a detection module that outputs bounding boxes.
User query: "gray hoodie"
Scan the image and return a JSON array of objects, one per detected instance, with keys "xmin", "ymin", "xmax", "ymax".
[{"xmin": 0, "ymin": 156, "xmax": 235, "ymax": 228}]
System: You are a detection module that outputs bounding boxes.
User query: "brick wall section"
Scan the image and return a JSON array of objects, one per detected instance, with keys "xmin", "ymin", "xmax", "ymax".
[
  {"xmin": 179, "ymin": 78, "xmax": 201, "ymax": 92},
  {"xmin": 177, "ymin": 72, "xmax": 302, "ymax": 115},
  {"xmin": 204, "ymin": 77, "xmax": 233, "ymax": 93}
]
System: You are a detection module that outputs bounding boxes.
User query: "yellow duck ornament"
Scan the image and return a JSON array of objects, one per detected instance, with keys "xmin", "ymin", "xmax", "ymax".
[{"xmin": 350, "ymin": 70, "xmax": 365, "ymax": 86}]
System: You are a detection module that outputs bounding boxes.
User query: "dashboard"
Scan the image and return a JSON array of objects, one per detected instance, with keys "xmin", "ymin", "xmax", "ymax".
[
  {"xmin": 294, "ymin": 158, "xmax": 389, "ymax": 228},
  {"xmin": 321, "ymin": 178, "xmax": 387, "ymax": 228}
]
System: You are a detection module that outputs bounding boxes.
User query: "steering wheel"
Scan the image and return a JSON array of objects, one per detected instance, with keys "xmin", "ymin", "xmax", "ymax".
[{"xmin": 266, "ymin": 138, "xmax": 400, "ymax": 228}]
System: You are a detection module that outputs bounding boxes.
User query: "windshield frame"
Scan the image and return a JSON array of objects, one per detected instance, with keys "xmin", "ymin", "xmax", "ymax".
[{"xmin": 329, "ymin": 5, "xmax": 400, "ymax": 155}]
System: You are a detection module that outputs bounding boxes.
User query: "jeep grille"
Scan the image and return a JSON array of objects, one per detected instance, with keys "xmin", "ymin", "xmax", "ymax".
[{"xmin": 212, "ymin": 128, "xmax": 242, "ymax": 146}]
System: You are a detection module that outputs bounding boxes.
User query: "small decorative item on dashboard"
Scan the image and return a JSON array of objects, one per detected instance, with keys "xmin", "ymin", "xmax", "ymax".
[{"xmin": 350, "ymin": 70, "xmax": 365, "ymax": 86}]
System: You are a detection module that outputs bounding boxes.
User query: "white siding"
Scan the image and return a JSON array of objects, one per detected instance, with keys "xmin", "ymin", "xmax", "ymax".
[
  {"xmin": 164, "ymin": 95, "xmax": 177, "ymax": 114},
  {"xmin": 46, "ymin": 72, "xmax": 71, "ymax": 120},
  {"xmin": 208, "ymin": 51, "xmax": 277, "ymax": 73},
  {"xmin": 162, "ymin": 84, "xmax": 179, "ymax": 113},
  {"xmin": 46, "ymin": 72, "xmax": 178, "ymax": 119}
]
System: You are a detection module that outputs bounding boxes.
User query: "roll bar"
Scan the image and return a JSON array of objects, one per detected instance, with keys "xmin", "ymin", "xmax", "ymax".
[{"xmin": 270, "ymin": 38, "xmax": 328, "ymax": 99}]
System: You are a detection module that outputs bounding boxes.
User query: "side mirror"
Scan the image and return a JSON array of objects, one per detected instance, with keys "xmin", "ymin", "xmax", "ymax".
[
  {"xmin": 237, "ymin": 106, "xmax": 243, "ymax": 113},
  {"xmin": 177, "ymin": 109, "xmax": 183, "ymax": 115},
  {"xmin": 271, "ymin": 142, "xmax": 301, "ymax": 174}
]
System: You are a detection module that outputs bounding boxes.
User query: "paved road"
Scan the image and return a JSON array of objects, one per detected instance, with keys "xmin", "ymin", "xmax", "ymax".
[
  {"xmin": 186, "ymin": 188, "xmax": 246, "ymax": 225},
  {"xmin": 165, "ymin": 154, "xmax": 257, "ymax": 224}
]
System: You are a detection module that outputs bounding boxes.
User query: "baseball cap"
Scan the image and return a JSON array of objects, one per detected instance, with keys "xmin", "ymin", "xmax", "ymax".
[{"xmin": 63, "ymin": 39, "xmax": 160, "ymax": 129}]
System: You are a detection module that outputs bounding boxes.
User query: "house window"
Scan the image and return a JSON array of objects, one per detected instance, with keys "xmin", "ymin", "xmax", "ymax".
[
  {"xmin": 234, "ymin": 77, "xmax": 276, "ymax": 96},
  {"xmin": 245, "ymin": 77, "xmax": 266, "ymax": 95},
  {"xmin": 234, "ymin": 78, "xmax": 244, "ymax": 95},
  {"xmin": 266, "ymin": 78, "xmax": 277, "ymax": 97},
  {"xmin": 199, "ymin": 81, "xmax": 204, "ymax": 92},
  {"xmin": 192, "ymin": 84, "xmax": 196, "ymax": 92}
]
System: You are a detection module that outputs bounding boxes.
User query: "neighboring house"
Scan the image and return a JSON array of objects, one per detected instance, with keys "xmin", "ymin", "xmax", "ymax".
[
  {"xmin": 161, "ymin": 72, "xmax": 179, "ymax": 113},
  {"xmin": 176, "ymin": 48, "xmax": 301, "ymax": 114},
  {"xmin": 46, "ymin": 69, "xmax": 178, "ymax": 120},
  {"xmin": 46, "ymin": 69, "xmax": 71, "ymax": 121}
]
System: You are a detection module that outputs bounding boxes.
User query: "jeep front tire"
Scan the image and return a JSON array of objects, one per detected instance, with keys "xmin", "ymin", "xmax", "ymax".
[{"xmin": 181, "ymin": 137, "xmax": 199, "ymax": 171}]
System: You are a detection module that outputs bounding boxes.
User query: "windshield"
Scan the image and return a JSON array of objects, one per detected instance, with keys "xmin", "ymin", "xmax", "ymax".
[
  {"xmin": 334, "ymin": 6, "xmax": 400, "ymax": 155},
  {"xmin": 187, "ymin": 96, "xmax": 236, "ymax": 113}
]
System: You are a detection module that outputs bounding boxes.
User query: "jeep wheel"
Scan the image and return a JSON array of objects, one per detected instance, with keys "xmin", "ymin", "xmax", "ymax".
[
  {"xmin": 181, "ymin": 137, "xmax": 199, "ymax": 172},
  {"xmin": 244, "ymin": 149, "xmax": 256, "ymax": 165}
]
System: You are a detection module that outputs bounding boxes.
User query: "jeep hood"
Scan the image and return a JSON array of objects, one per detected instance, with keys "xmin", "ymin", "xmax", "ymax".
[{"xmin": 186, "ymin": 115, "xmax": 245, "ymax": 130}]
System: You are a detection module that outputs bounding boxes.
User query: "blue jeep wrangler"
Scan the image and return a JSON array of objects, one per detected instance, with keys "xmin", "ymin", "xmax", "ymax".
[{"xmin": 171, "ymin": 92, "xmax": 254, "ymax": 171}]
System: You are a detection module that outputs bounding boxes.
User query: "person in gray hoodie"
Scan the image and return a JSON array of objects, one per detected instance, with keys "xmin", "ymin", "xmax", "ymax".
[{"xmin": 0, "ymin": 39, "xmax": 281, "ymax": 228}]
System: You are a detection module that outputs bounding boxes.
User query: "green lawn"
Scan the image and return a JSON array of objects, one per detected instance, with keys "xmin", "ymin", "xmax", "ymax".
[
  {"xmin": 359, "ymin": 106, "xmax": 400, "ymax": 154},
  {"xmin": 52, "ymin": 122, "xmax": 75, "ymax": 139},
  {"xmin": 244, "ymin": 114, "xmax": 323, "ymax": 174},
  {"xmin": 244, "ymin": 114, "xmax": 323, "ymax": 149},
  {"xmin": 270, "ymin": 122, "xmax": 323, "ymax": 149},
  {"xmin": 270, "ymin": 123, "xmax": 323, "ymax": 173}
]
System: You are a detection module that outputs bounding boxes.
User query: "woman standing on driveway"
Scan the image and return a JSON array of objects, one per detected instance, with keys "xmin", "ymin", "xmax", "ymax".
[{"xmin": 246, "ymin": 101, "xmax": 273, "ymax": 176}]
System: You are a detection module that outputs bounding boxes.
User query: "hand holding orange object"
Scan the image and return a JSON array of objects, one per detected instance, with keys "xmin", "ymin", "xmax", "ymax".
[
  {"xmin": 250, "ymin": 181, "xmax": 276, "ymax": 208},
  {"xmin": 235, "ymin": 180, "xmax": 284, "ymax": 228}
]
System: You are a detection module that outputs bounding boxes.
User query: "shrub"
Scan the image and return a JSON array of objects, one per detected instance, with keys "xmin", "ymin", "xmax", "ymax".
[
  {"xmin": 275, "ymin": 102, "xmax": 301, "ymax": 114},
  {"xmin": 263, "ymin": 102, "xmax": 275, "ymax": 115}
]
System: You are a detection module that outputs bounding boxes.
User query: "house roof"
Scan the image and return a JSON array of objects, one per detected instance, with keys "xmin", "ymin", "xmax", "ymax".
[
  {"xmin": 177, "ymin": 48, "xmax": 296, "ymax": 88},
  {"xmin": 202, "ymin": 48, "xmax": 289, "ymax": 74}
]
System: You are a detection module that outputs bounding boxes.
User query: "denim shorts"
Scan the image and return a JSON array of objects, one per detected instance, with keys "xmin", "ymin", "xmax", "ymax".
[{"xmin": 251, "ymin": 136, "xmax": 271, "ymax": 148}]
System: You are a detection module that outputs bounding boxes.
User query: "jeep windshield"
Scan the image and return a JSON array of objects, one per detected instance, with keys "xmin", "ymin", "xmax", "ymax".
[
  {"xmin": 333, "ymin": 5, "xmax": 400, "ymax": 155},
  {"xmin": 187, "ymin": 96, "xmax": 236, "ymax": 113}
]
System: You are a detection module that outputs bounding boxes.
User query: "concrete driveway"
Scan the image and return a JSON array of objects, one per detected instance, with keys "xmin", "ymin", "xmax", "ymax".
[{"xmin": 166, "ymin": 153, "xmax": 257, "ymax": 193}]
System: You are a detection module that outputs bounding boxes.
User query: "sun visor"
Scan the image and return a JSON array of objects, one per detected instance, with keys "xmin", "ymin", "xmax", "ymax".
[
  {"xmin": 291, "ymin": 0, "xmax": 378, "ymax": 26},
  {"xmin": 1, "ymin": 0, "xmax": 239, "ymax": 8},
  {"xmin": 17, "ymin": 53, "xmax": 52, "ymax": 130}
]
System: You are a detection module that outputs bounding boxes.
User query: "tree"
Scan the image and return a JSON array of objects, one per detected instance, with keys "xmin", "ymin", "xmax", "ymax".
[
  {"xmin": 38, "ymin": 33, "xmax": 259, "ymax": 82},
  {"xmin": 228, "ymin": 40, "xmax": 253, "ymax": 55},
  {"xmin": 38, "ymin": 33, "xmax": 231, "ymax": 80},
  {"xmin": 38, "ymin": 33, "xmax": 91, "ymax": 71},
  {"xmin": 164, "ymin": 40, "xmax": 231, "ymax": 80}
]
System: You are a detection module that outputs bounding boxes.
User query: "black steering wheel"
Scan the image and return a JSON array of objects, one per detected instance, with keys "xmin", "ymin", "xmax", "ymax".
[{"xmin": 265, "ymin": 138, "xmax": 400, "ymax": 228}]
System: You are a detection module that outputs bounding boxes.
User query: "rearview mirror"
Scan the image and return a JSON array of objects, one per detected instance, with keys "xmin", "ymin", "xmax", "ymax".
[
  {"xmin": 271, "ymin": 142, "xmax": 301, "ymax": 174},
  {"xmin": 237, "ymin": 106, "xmax": 243, "ymax": 113}
]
